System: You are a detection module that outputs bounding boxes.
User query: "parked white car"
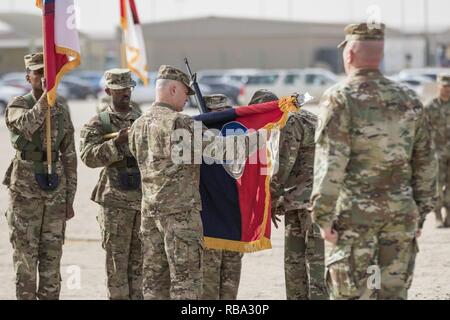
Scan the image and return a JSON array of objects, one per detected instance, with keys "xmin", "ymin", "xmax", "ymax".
[
  {"xmin": 396, "ymin": 68, "xmax": 450, "ymax": 102},
  {"xmin": 397, "ymin": 68, "xmax": 450, "ymax": 82},
  {"xmin": 228, "ymin": 68, "xmax": 338, "ymax": 105}
]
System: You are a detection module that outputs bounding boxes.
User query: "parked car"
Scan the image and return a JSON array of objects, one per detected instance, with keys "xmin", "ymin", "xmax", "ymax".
[
  {"xmin": 224, "ymin": 68, "xmax": 338, "ymax": 104},
  {"xmin": 197, "ymin": 79, "xmax": 243, "ymax": 105},
  {"xmin": 388, "ymin": 74, "xmax": 433, "ymax": 98},
  {"xmin": 0, "ymin": 85, "xmax": 28, "ymax": 115},
  {"xmin": 397, "ymin": 68, "xmax": 450, "ymax": 82},
  {"xmin": 60, "ymin": 76, "xmax": 97, "ymax": 99},
  {"xmin": 70, "ymin": 70, "xmax": 104, "ymax": 96},
  {"xmin": 0, "ymin": 73, "xmax": 70, "ymax": 99}
]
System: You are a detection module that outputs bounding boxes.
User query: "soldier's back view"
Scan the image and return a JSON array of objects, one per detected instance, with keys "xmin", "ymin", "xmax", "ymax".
[{"xmin": 311, "ymin": 23, "xmax": 436, "ymax": 300}]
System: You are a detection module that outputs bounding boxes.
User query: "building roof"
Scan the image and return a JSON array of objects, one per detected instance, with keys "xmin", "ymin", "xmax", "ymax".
[
  {"xmin": 0, "ymin": 13, "xmax": 87, "ymax": 42},
  {"xmin": 141, "ymin": 16, "xmax": 405, "ymax": 39},
  {"xmin": 0, "ymin": 13, "xmax": 43, "ymax": 38}
]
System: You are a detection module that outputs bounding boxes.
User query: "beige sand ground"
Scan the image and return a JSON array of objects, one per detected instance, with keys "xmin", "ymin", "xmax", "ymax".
[{"xmin": 0, "ymin": 100, "xmax": 449, "ymax": 300}]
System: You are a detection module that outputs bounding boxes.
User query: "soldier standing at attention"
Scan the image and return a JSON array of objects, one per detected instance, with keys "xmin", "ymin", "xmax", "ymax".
[
  {"xmin": 249, "ymin": 89, "xmax": 327, "ymax": 300},
  {"xmin": 310, "ymin": 23, "xmax": 436, "ymax": 300},
  {"xmin": 4, "ymin": 52, "xmax": 77, "ymax": 300},
  {"xmin": 425, "ymin": 74, "xmax": 450, "ymax": 228},
  {"xmin": 80, "ymin": 69, "xmax": 143, "ymax": 300}
]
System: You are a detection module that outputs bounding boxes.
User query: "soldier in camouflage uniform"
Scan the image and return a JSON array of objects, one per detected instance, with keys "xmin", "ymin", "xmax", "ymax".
[
  {"xmin": 249, "ymin": 90, "xmax": 327, "ymax": 300},
  {"xmin": 201, "ymin": 94, "xmax": 243, "ymax": 300},
  {"xmin": 310, "ymin": 23, "xmax": 436, "ymax": 300},
  {"xmin": 3, "ymin": 53, "xmax": 77, "ymax": 300},
  {"xmin": 129, "ymin": 65, "xmax": 262, "ymax": 300},
  {"xmin": 80, "ymin": 69, "xmax": 143, "ymax": 300},
  {"xmin": 424, "ymin": 74, "xmax": 450, "ymax": 228}
]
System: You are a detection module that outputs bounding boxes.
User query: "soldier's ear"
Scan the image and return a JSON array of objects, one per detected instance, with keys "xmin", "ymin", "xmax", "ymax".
[
  {"xmin": 347, "ymin": 49, "xmax": 354, "ymax": 64},
  {"xmin": 105, "ymin": 88, "xmax": 111, "ymax": 96},
  {"xmin": 25, "ymin": 73, "xmax": 31, "ymax": 84}
]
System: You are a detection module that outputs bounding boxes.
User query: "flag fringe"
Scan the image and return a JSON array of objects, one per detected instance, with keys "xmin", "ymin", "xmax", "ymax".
[
  {"xmin": 204, "ymin": 97, "xmax": 298, "ymax": 253},
  {"xmin": 204, "ymin": 236, "xmax": 272, "ymax": 253},
  {"xmin": 46, "ymin": 46, "xmax": 81, "ymax": 106}
]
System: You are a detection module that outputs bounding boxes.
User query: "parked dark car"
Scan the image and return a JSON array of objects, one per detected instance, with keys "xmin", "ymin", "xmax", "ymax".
[
  {"xmin": 61, "ymin": 76, "xmax": 97, "ymax": 99},
  {"xmin": 71, "ymin": 70, "xmax": 104, "ymax": 96},
  {"xmin": 198, "ymin": 79, "xmax": 242, "ymax": 105}
]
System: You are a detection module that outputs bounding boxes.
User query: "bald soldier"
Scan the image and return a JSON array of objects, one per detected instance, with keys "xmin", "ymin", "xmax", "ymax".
[
  {"xmin": 129, "ymin": 65, "xmax": 263, "ymax": 300},
  {"xmin": 310, "ymin": 23, "xmax": 436, "ymax": 299},
  {"xmin": 80, "ymin": 69, "xmax": 143, "ymax": 300},
  {"xmin": 201, "ymin": 94, "xmax": 244, "ymax": 300},
  {"xmin": 249, "ymin": 90, "xmax": 327, "ymax": 300},
  {"xmin": 425, "ymin": 74, "xmax": 450, "ymax": 228},
  {"xmin": 3, "ymin": 52, "xmax": 77, "ymax": 300}
]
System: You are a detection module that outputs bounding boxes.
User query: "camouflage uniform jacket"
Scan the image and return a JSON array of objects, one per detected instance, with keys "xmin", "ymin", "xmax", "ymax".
[
  {"xmin": 129, "ymin": 102, "xmax": 258, "ymax": 217},
  {"xmin": 425, "ymin": 98, "xmax": 450, "ymax": 156},
  {"xmin": 3, "ymin": 92, "xmax": 77, "ymax": 204},
  {"xmin": 80, "ymin": 104, "xmax": 142, "ymax": 210},
  {"xmin": 272, "ymin": 109, "xmax": 317, "ymax": 212},
  {"xmin": 310, "ymin": 69, "xmax": 436, "ymax": 229}
]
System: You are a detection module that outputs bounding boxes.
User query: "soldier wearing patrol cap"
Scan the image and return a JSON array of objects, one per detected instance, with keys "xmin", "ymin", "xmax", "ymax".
[
  {"xmin": 204, "ymin": 94, "xmax": 233, "ymax": 112},
  {"xmin": 129, "ymin": 64, "xmax": 203, "ymax": 300},
  {"xmin": 129, "ymin": 65, "xmax": 262, "ymax": 299},
  {"xmin": 80, "ymin": 68, "xmax": 143, "ymax": 300},
  {"xmin": 311, "ymin": 23, "xmax": 436, "ymax": 299},
  {"xmin": 425, "ymin": 73, "xmax": 450, "ymax": 228},
  {"xmin": 3, "ymin": 52, "xmax": 78, "ymax": 300}
]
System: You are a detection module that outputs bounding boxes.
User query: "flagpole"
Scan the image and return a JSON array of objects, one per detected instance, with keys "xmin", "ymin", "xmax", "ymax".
[{"xmin": 46, "ymin": 104, "xmax": 52, "ymax": 175}]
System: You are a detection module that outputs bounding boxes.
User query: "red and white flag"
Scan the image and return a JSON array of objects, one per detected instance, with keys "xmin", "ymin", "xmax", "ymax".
[
  {"xmin": 120, "ymin": 0, "xmax": 148, "ymax": 85},
  {"xmin": 36, "ymin": 0, "xmax": 81, "ymax": 106}
]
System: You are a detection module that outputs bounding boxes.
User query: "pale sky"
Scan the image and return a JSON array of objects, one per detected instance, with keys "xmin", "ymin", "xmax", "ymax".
[{"xmin": 0, "ymin": 0, "xmax": 449, "ymax": 35}]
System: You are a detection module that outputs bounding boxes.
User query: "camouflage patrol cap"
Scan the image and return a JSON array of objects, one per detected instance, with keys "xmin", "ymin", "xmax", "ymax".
[
  {"xmin": 157, "ymin": 65, "xmax": 195, "ymax": 95},
  {"xmin": 437, "ymin": 73, "xmax": 450, "ymax": 86},
  {"xmin": 104, "ymin": 68, "xmax": 137, "ymax": 90},
  {"xmin": 204, "ymin": 94, "xmax": 231, "ymax": 110},
  {"xmin": 338, "ymin": 23, "xmax": 386, "ymax": 49},
  {"xmin": 249, "ymin": 89, "xmax": 279, "ymax": 105},
  {"xmin": 24, "ymin": 52, "xmax": 44, "ymax": 71}
]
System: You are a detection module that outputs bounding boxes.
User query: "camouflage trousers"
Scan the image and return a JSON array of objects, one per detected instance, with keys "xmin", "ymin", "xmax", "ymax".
[
  {"xmin": 435, "ymin": 156, "xmax": 450, "ymax": 225},
  {"xmin": 5, "ymin": 191, "xmax": 66, "ymax": 300},
  {"xmin": 140, "ymin": 209, "xmax": 203, "ymax": 300},
  {"xmin": 326, "ymin": 212, "xmax": 419, "ymax": 300},
  {"xmin": 284, "ymin": 209, "xmax": 327, "ymax": 300},
  {"xmin": 98, "ymin": 206, "xmax": 143, "ymax": 300},
  {"xmin": 202, "ymin": 248, "xmax": 243, "ymax": 300}
]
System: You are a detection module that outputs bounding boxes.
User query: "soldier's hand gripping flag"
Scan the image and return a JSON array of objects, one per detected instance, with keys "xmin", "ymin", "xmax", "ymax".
[
  {"xmin": 35, "ymin": 0, "xmax": 80, "ymax": 180},
  {"xmin": 120, "ymin": 0, "xmax": 149, "ymax": 85}
]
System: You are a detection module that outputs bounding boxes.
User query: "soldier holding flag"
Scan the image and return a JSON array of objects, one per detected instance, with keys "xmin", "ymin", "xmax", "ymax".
[{"xmin": 3, "ymin": 53, "xmax": 77, "ymax": 300}]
